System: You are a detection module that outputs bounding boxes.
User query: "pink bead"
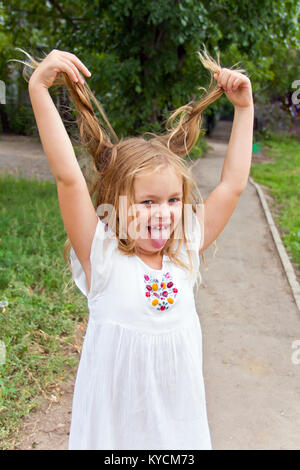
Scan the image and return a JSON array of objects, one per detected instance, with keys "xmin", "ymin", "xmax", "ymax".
[{"xmin": 144, "ymin": 275, "xmax": 149, "ymax": 281}]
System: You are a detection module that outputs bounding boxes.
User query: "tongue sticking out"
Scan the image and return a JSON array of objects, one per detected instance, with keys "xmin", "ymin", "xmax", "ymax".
[
  {"xmin": 148, "ymin": 227, "xmax": 168, "ymax": 249},
  {"xmin": 151, "ymin": 238, "xmax": 167, "ymax": 249}
]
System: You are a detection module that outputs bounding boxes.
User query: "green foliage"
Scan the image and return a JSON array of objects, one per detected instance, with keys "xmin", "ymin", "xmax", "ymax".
[
  {"xmin": 6, "ymin": 104, "xmax": 36, "ymax": 135},
  {"xmin": 1, "ymin": 0, "xmax": 299, "ymax": 136}
]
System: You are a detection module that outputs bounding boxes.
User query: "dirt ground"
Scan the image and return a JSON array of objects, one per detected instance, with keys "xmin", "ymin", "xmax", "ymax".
[
  {"xmin": 10, "ymin": 320, "xmax": 88, "ymax": 450},
  {"xmin": 0, "ymin": 134, "xmax": 55, "ymax": 182},
  {"xmin": 1, "ymin": 133, "xmax": 300, "ymax": 450}
]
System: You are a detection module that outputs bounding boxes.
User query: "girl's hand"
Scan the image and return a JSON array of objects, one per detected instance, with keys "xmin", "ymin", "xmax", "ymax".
[
  {"xmin": 214, "ymin": 68, "xmax": 253, "ymax": 108},
  {"xmin": 28, "ymin": 49, "xmax": 91, "ymax": 90}
]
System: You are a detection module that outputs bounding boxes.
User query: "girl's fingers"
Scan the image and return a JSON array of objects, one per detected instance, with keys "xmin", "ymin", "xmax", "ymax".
[
  {"xmin": 61, "ymin": 58, "xmax": 83, "ymax": 83},
  {"xmin": 226, "ymin": 74, "xmax": 237, "ymax": 92},
  {"xmin": 62, "ymin": 51, "xmax": 91, "ymax": 77},
  {"xmin": 232, "ymin": 77, "xmax": 242, "ymax": 91},
  {"xmin": 215, "ymin": 68, "xmax": 245, "ymax": 93},
  {"xmin": 231, "ymin": 78, "xmax": 239, "ymax": 91},
  {"xmin": 57, "ymin": 60, "xmax": 79, "ymax": 83},
  {"xmin": 218, "ymin": 68, "xmax": 230, "ymax": 90}
]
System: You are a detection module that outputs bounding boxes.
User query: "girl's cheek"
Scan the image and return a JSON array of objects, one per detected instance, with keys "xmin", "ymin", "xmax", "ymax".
[
  {"xmin": 173, "ymin": 204, "xmax": 182, "ymax": 222},
  {"xmin": 125, "ymin": 205, "xmax": 148, "ymax": 240},
  {"xmin": 138, "ymin": 210, "xmax": 150, "ymax": 240}
]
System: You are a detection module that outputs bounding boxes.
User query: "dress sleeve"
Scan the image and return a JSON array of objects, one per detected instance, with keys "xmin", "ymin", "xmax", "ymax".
[{"xmin": 69, "ymin": 216, "xmax": 117, "ymax": 299}]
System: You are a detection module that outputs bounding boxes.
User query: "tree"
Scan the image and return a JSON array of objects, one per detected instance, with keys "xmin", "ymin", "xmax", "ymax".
[{"xmin": 1, "ymin": 0, "xmax": 299, "ymax": 136}]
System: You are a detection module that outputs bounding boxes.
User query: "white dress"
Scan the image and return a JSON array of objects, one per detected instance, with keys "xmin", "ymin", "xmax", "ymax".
[{"xmin": 68, "ymin": 210, "xmax": 212, "ymax": 450}]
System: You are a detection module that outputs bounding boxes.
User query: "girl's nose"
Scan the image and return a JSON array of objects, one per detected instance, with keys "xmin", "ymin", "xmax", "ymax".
[{"xmin": 152, "ymin": 202, "xmax": 171, "ymax": 220}]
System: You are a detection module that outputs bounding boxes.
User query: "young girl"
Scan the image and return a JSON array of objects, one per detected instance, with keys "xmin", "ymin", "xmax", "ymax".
[{"xmin": 16, "ymin": 46, "xmax": 253, "ymax": 450}]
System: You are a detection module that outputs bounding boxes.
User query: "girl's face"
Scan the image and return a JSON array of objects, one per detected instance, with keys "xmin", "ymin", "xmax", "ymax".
[{"xmin": 128, "ymin": 166, "xmax": 183, "ymax": 255}]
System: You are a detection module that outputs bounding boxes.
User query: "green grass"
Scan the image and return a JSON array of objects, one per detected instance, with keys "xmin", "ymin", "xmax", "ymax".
[
  {"xmin": 0, "ymin": 173, "xmax": 88, "ymax": 449},
  {"xmin": 250, "ymin": 133, "xmax": 300, "ymax": 270}
]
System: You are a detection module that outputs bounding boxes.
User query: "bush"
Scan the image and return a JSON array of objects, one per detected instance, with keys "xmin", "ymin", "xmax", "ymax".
[
  {"xmin": 6, "ymin": 104, "xmax": 37, "ymax": 136},
  {"xmin": 254, "ymin": 100, "xmax": 294, "ymax": 140}
]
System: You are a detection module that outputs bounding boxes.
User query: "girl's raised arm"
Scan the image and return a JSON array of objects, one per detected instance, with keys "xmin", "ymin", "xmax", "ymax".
[
  {"xmin": 198, "ymin": 68, "xmax": 254, "ymax": 254},
  {"xmin": 28, "ymin": 49, "xmax": 91, "ymax": 185},
  {"xmin": 28, "ymin": 50, "xmax": 98, "ymax": 291}
]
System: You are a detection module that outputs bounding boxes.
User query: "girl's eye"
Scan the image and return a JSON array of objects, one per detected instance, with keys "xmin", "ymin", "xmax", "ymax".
[{"xmin": 141, "ymin": 198, "xmax": 180, "ymax": 205}]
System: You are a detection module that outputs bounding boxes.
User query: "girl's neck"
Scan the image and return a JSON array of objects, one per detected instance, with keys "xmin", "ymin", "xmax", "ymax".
[{"xmin": 136, "ymin": 248, "xmax": 164, "ymax": 270}]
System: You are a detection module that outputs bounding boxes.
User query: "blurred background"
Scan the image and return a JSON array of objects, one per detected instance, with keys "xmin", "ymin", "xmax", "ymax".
[{"xmin": 0, "ymin": 0, "xmax": 299, "ymax": 139}]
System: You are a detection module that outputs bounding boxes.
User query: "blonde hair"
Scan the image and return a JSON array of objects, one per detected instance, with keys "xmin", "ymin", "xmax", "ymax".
[{"xmin": 13, "ymin": 45, "xmax": 246, "ymax": 293}]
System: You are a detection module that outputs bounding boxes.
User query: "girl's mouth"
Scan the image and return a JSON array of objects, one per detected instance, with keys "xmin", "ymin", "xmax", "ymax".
[
  {"xmin": 147, "ymin": 225, "xmax": 171, "ymax": 237},
  {"xmin": 147, "ymin": 224, "xmax": 171, "ymax": 249}
]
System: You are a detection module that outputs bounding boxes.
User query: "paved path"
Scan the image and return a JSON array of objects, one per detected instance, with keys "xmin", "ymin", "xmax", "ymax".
[
  {"xmin": 1, "ymin": 134, "xmax": 300, "ymax": 450},
  {"xmin": 194, "ymin": 137, "xmax": 300, "ymax": 450},
  {"xmin": 0, "ymin": 134, "xmax": 54, "ymax": 181}
]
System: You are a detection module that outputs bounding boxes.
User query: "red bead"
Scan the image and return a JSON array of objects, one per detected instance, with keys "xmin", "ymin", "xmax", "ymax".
[
  {"xmin": 146, "ymin": 285, "xmax": 152, "ymax": 291},
  {"xmin": 145, "ymin": 292, "xmax": 150, "ymax": 297},
  {"xmin": 173, "ymin": 288, "xmax": 178, "ymax": 293},
  {"xmin": 160, "ymin": 306, "xmax": 165, "ymax": 311},
  {"xmin": 167, "ymin": 282, "xmax": 173, "ymax": 288}
]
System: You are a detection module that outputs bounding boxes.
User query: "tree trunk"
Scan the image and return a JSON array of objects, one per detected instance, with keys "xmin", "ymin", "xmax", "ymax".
[{"xmin": 0, "ymin": 105, "xmax": 10, "ymax": 133}]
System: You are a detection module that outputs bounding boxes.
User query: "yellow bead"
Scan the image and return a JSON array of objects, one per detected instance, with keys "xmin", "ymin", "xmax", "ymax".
[
  {"xmin": 152, "ymin": 283, "xmax": 158, "ymax": 291},
  {"xmin": 152, "ymin": 298, "xmax": 159, "ymax": 306},
  {"xmin": 162, "ymin": 282, "xmax": 166, "ymax": 289},
  {"xmin": 167, "ymin": 297, "xmax": 174, "ymax": 304}
]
